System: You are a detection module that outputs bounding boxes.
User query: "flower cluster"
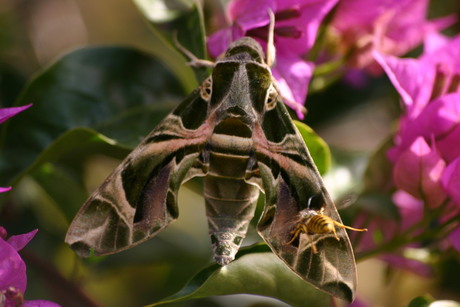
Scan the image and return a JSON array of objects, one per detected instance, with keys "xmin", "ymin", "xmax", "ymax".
[
  {"xmin": 380, "ymin": 32, "xmax": 460, "ymax": 249},
  {"xmin": 207, "ymin": 0, "xmax": 339, "ymax": 119},
  {"xmin": 330, "ymin": 0, "xmax": 455, "ymax": 74},
  {"xmin": 0, "ymin": 201, "xmax": 60, "ymax": 307},
  {"xmin": 0, "ymin": 226, "xmax": 61, "ymax": 307},
  {"xmin": 0, "ymin": 105, "xmax": 60, "ymax": 306},
  {"xmin": 352, "ymin": 32, "xmax": 460, "ymax": 275}
]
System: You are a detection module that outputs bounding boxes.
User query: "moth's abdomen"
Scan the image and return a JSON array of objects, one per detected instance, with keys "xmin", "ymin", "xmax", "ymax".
[
  {"xmin": 204, "ymin": 176, "xmax": 259, "ymax": 265},
  {"xmin": 204, "ymin": 129, "xmax": 259, "ymax": 265}
]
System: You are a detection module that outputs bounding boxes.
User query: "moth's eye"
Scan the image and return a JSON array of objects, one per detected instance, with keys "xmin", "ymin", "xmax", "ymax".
[
  {"xmin": 265, "ymin": 85, "xmax": 278, "ymax": 111},
  {"xmin": 200, "ymin": 77, "xmax": 212, "ymax": 101}
]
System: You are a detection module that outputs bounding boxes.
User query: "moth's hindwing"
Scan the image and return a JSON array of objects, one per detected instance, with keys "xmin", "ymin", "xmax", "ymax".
[
  {"xmin": 255, "ymin": 99, "xmax": 356, "ymax": 302},
  {"xmin": 65, "ymin": 89, "xmax": 210, "ymax": 256}
]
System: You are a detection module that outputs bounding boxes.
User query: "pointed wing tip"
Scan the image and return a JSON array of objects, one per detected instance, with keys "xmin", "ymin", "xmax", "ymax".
[
  {"xmin": 65, "ymin": 232, "xmax": 101, "ymax": 258},
  {"xmin": 65, "ymin": 240, "xmax": 93, "ymax": 258},
  {"xmin": 323, "ymin": 281, "xmax": 355, "ymax": 303}
]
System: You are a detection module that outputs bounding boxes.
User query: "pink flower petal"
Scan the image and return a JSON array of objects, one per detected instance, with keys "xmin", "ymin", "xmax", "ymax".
[
  {"xmin": 424, "ymin": 31, "xmax": 452, "ymax": 54},
  {"xmin": 0, "ymin": 238, "xmax": 27, "ymax": 292},
  {"xmin": 372, "ymin": 0, "xmax": 427, "ymax": 55},
  {"xmin": 381, "ymin": 252, "xmax": 432, "ymax": 277},
  {"xmin": 393, "ymin": 137, "xmax": 446, "ymax": 208},
  {"xmin": 275, "ymin": 0, "xmax": 339, "ymax": 54},
  {"xmin": 391, "ymin": 92, "xmax": 460, "ymax": 162},
  {"xmin": 441, "ymin": 157, "xmax": 460, "ymax": 206},
  {"xmin": 448, "ymin": 226, "xmax": 460, "ymax": 252},
  {"xmin": 271, "ymin": 51, "xmax": 313, "ymax": 119},
  {"xmin": 333, "ymin": 0, "xmax": 454, "ymax": 71},
  {"xmin": 7, "ymin": 229, "xmax": 38, "ymax": 252},
  {"xmin": 373, "ymin": 51, "xmax": 435, "ymax": 117},
  {"xmin": 0, "ymin": 104, "xmax": 32, "ymax": 125},
  {"xmin": 420, "ymin": 93, "xmax": 460, "ymax": 136},
  {"xmin": 207, "ymin": 28, "xmax": 234, "ymax": 58},
  {"xmin": 351, "ymin": 212, "xmax": 398, "ymax": 253},
  {"xmin": 229, "ymin": 0, "xmax": 275, "ymax": 32},
  {"xmin": 437, "ymin": 124, "xmax": 460, "ymax": 164},
  {"xmin": 392, "ymin": 189, "xmax": 424, "ymax": 230},
  {"xmin": 23, "ymin": 300, "xmax": 62, "ymax": 307},
  {"xmin": 0, "ymin": 187, "xmax": 12, "ymax": 193},
  {"xmin": 422, "ymin": 33, "xmax": 460, "ymax": 67},
  {"xmin": 350, "ymin": 298, "xmax": 369, "ymax": 307},
  {"xmin": 332, "ymin": 0, "xmax": 388, "ymax": 33}
]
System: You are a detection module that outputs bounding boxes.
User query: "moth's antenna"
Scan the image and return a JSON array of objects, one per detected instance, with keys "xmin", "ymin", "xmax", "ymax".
[
  {"xmin": 173, "ymin": 32, "xmax": 215, "ymax": 68},
  {"xmin": 266, "ymin": 9, "xmax": 276, "ymax": 67}
]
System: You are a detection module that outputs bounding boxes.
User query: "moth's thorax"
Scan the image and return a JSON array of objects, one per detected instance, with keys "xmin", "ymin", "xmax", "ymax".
[
  {"xmin": 210, "ymin": 60, "xmax": 273, "ymax": 135},
  {"xmin": 222, "ymin": 37, "xmax": 266, "ymax": 64}
]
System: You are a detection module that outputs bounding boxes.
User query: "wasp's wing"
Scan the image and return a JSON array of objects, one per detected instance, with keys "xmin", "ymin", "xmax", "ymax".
[
  {"xmin": 65, "ymin": 89, "xmax": 211, "ymax": 257},
  {"xmin": 255, "ymin": 101, "xmax": 357, "ymax": 302}
]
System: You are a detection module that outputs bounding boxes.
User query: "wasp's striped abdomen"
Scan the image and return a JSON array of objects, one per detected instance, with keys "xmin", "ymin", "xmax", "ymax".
[{"xmin": 306, "ymin": 214, "xmax": 338, "ymax": 238}]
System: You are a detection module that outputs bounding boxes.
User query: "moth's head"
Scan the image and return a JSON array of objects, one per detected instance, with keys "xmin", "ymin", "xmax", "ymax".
[
  {"xmin": 207, "ymin": 37, "xmax": 279, "ymax": 127},
  {"xmin": 223, "ymin": 37, "xmax": 266, "ymax": 64}
]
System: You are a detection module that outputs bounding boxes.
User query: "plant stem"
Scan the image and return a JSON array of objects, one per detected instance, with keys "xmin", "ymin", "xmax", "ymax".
[{"xmin": 355, "ymin": 201, "xmax": 460, "ymax": 261}]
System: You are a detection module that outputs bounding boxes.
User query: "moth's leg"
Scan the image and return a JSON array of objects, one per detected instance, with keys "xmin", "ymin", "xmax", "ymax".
[
  {"xmin": 195, "ymin": 142, "xmax": 211, "ymax": 173},
  {"xmin": 244, "ymin": 151, "xmax": 263, "ymax": 189},
  {"xmin": 173, "ymin": 32, "xmax": 215, "ymax": 68},
  {"xmin": 266, "ymin": 9, "xmax": 275, "ymax": 67}
]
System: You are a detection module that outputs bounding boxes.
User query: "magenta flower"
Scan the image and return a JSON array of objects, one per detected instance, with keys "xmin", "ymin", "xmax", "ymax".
[
  {"xmin": 351, "ymin": 32, "xmax": 460, "ymax": 277},
  {"xmin": 393, "ymin": 137, "xmax": 446, "ymax": 208},
  {"xmin": 0, "ymin": 187, "xmax": 12, "ymax": 193},
  {"xmin": 0, "ymin": 104, "xmax": 32, "ymax": 192},
  {"xmin": 368, "ymin": 32, "xmax": 460, "ymax": 255},
  {"xmin": 207, "ymin": 0, "xmax": 338, "ymax": 118},
  {"xmin": 0, "ymin": 105, "xmax": 32, "ymax": 125},
  {"xmin": 331, "ymin": 0, "xmax": 455, "ymax": 73},
  {"xmin": 0, "ymin": 227, "xmax": 60, "ymax": 307}
]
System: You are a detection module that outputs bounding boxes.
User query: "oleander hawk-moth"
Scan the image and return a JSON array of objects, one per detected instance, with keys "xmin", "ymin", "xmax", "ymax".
[{"xmin": 66, "ymin": 36, "xmax": 363, "ymax": 302}]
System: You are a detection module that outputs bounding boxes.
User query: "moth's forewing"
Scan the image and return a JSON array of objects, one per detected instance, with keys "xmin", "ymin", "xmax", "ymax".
[
  {"xmin": 255, "ymin": 100, "xmax": 356, "ymax": 302},
  {"xmin": 65, "ymin": 89, "xmax": 211, "ymax": 257}
]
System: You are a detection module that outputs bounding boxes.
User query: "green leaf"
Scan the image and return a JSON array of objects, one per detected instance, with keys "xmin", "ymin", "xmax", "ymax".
[
  {"xmin": 407, "ymin": 295, "xmax": 432, "ymax": 307},
  {"xmin": 135, "ymin": 0, "xmax": 209, "ymax": 82},
  {"xmin": 149, "ymin": 243, "xmax": 329, "ymax": 306},
  {"xmin": 18, "ymin": 128, "xmax": 131, "ymax": 220},
  {"xmin": 0, "ymin": 46, "xmax": 185, "ymax": 186},
  {"xmin": 134, "ymin": 0, "xmax": 194, "ymax": 23},
  {"xmin": 406, "ymin": 296, "xmax": 460, "ymax": 307},
  {"xmin": 30, "ymin": 163, "xmax": 89, "ymax": 224},
  {"xmin": 294, "ymin": 120, "xmax": 331, "ymax": 175}
]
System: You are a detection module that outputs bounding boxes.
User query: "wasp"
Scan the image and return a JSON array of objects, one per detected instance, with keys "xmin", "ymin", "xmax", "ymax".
[{"xmin": 287, "ymin": 210, "xmax": 367, "ymax": 254}]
